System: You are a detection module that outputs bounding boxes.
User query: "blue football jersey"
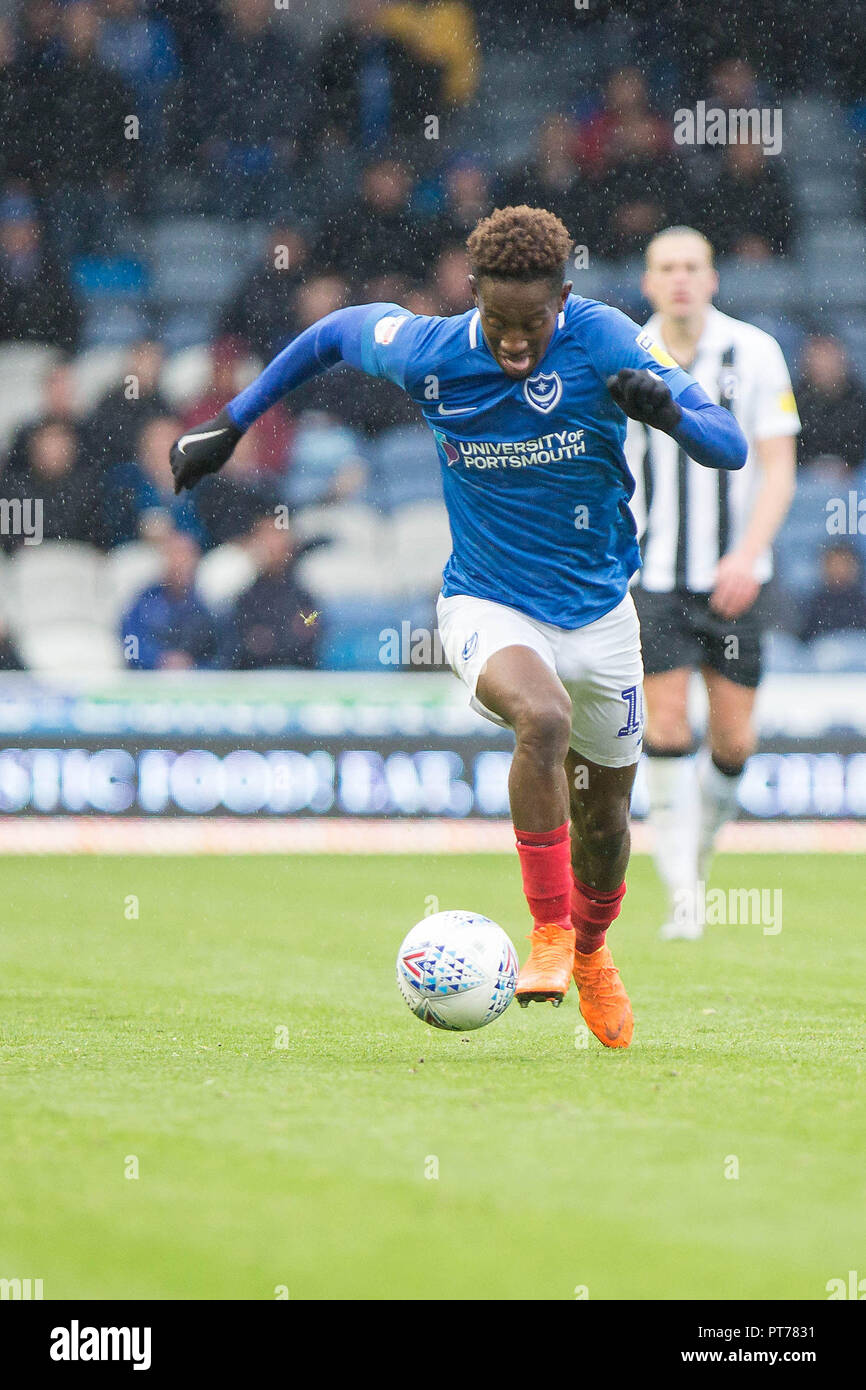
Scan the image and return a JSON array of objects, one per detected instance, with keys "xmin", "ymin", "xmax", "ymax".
[{"xmin": 359, "ymin": 294, "xmax": 696, "ymax": 628}]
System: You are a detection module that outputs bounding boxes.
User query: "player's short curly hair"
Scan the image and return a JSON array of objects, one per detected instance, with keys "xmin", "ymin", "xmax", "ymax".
[{"xmin": 466, "ymin": 206, "xmax": 573, "ymax": 286}]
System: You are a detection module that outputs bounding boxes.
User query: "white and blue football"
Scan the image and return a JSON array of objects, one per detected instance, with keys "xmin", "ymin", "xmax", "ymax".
[{"xmin": 396, "ymin": 911, "xmax": 519, "ymax": 1032}]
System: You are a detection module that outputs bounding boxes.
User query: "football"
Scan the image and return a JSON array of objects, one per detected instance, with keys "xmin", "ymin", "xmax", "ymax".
[{"xmin": 396, "ymin": 910, "xmax": 519, "ymax": 1032}]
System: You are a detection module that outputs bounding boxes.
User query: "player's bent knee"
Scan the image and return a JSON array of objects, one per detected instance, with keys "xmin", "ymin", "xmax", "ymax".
[{"xmin": 512, "ymin": 697, "xmax": 572, "ymax": 764}]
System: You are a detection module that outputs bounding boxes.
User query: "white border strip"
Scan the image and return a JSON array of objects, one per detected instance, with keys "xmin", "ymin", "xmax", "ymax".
[{"xmin": 0, "ymin": 819, "xmax": 864, "ymax": 854}]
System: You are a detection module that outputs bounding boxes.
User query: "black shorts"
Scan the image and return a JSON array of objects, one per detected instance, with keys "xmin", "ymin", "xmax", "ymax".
[{"xmin": 633, "ymin": 585, "xmax": 766, "ymax": 689}]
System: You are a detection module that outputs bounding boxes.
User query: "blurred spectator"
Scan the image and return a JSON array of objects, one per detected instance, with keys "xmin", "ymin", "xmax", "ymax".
[
  {"xmin": 219, "ymin": 224, "xmax": 311, "ymax": 360},
  {"xmin": 192, "ymin": 428, "xmax": 282, "ymax": 548},
  {"xmin": 98, "ymin": 0, "xmax": 180, "ymax": 127},
  {"xmin": 704, "ymin": 142, "xmax": 794, "ymax": 259},
  {"xmin": 122, "ymin": 527, "xmax": 218, "ymax": 669},
  {"xmin": 99, "ymin": 414, "xmax": 202, "ymax": 547},
  {"xmin": 84, "ymin": 339, "xmax": 171, "ymax": 469},
  {"xmin": 174, "ymin": 0, "xmax": 307, "ymax": 213},
  {"xmin": 282, "ymin": 273, "xmax": 421, "ymax": 437},
  {"xmin": 5, "ymin": 356, "xmax": 81, "ymax": 477},
  {"xmin": 404, "ymin": 285, "xmax": 440, "ymax": 316},
  {"xmin": 39, "ymin": 2, "xmax": 136, "ymax": 250},
  {"xmin": 574, "ymin": 68, "xmax": 671, "ymax": 178},
  {"xmin": 706, "ymin": 58, "xmax": 763, "ymax": 119},
  {"xmin": 311, "ymin": 0, "xmax": 444, "ymax": 155},
  {"xmin": 596, "ymin": 115, "xmax": 688, "ymax": 259},
  {"xmin": 16, "ymin": 0, "xmax": 65, "ymax": 67},
  {"xmin": 0, "ymin": 9, "xmax": 64, "ymax": 188},
  {"xmin": 182, "ymin": 336, "xmax": 291, "ymax": 474},
  {"xmin": 0, "ymin": 19, "xmax": 29, "ymax": 186},
  {"xmin": 315, "ymin": 158, "xmax": 428, "ymax": 287},
  {"xmin": 431, "ymin": 244, "xmax": 472, "ymax": 314},
  {"xmin": 0, "ymin": 194, "xmax": 81, "ymax": 350},
  {"xmin": 149, "ymin": 0, "xmax": 225, "ymax": 69},
  {"xmin": 1, "ymin": 419, "xmax": 94, "ymax": 553},
  {"xmin": 799, "ymin": 543, "xmax": 866, "ymax": 643},
  {"xmin": 292, "ymin": 275, "xmax": 349, "ymax": 330},
  {"xmin": 430, "ymin": 156, "xmax": 492, "ymax": 244},
  {"xmin": 378, "ymin": 1, "xmax": 479, "ymax": 107},
  {"xmin": 796, "ymin": 336, "xmax": 866, "ymax": 472},
  {"xmin": 500, "ymin": 115, "xmax": 587, "ymax": 239},
  {"xmin": 223, "ymin": 518, "xmax": 320, "ymax": 669}
]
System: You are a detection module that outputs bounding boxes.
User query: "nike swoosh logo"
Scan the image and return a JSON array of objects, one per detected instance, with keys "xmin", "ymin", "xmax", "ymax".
[
  {"xmin": 177, "ymin": 428, "xmax": 228, "ymax": 454},
  {"xmin": 437, "ymin": 403, "xmax": 474, "ymax": 416}
]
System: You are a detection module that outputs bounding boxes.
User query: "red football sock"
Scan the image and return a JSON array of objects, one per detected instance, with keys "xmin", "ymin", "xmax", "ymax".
[
  {"xmin": 571, "ymin": 874, "xmax": 626, "ymax": 955},
  {"xmin": 514, "ymin": 822, "xmax": 573, "ymax": 930}
]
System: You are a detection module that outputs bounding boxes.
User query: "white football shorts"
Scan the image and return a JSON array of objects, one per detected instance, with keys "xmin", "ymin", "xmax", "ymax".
[{"xmin": 435, "ymin": 589, "xmax": 645, "ymax": 768}]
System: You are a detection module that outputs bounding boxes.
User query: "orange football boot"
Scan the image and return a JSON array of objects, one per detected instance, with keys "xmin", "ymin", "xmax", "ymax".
[
  {"xmin": 572, "ymin": 943, "xmax": 634, "ymax": 1047},
  {"xmin": 516, "ymin": 923, "xmax": 575, "ymax": 1007}
]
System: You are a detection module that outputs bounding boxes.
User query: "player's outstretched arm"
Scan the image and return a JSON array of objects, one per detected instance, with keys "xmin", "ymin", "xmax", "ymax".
[
  {"xmin": 169, "ymin": 304, "xmax": 398, "ymax": 493},
  {"xmin": 607, "ymin": 367, "xmax": 747, "ymax": 472}
]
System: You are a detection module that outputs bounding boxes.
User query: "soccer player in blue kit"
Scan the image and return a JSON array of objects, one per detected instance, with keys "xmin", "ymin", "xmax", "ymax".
[{"xmin": 171, "ymin": 207, "xmax": 747, "ymax": 1048}]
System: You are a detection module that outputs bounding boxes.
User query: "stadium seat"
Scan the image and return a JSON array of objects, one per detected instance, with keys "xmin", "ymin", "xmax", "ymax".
[
  {"xmin": 7, "ymin": 542, "xmax": 109, "ymax": 628},
  {"xmin": 73, "ymin": 347, "xmax": 130, "ymax": 413},
  {"xmin": 81, "ymin": 298, "xmax": 149, "ymax": 350},
  {"xmin": 715, "ymin": 261, "xmax": 803, "ymax": 316},
  {"xmin": 809, "ymin": 631, "xmax": 866, "ymax": 673},
  {"xmin": 369, "ymin": 425, "xmax": 442, "ymax": 511},
  {"xmin": 159, "ymin": 308, "xmax": 220, "ymax": 355},
  {"xmin": 389, "ymin": 500, "xmax": 452, "ymax": 597},
  {"xmin": 0, "ymin": 343, "xmax": 61, "ymax": 450},
  {"xmin": 284, "ymin": 423, "xmax": 369, "ymax": 510},
  {"xmin": 800, "ymin": 223, "xmax": 866, "ymax": 262},
  {"xmin": 15, "ymin": 622, "xmax": 122, "ymax": 673},
  {"xmin": 794, "ymin": 173, "xmax": 859, "ymax": 222},
  {"xmin": 7, "ymin": 543, "xmax": 121, "ymax": 671},
  {"xmin": 317, "ymin": 595, "xmax": 434, "ymax": 671},
  {"xmin": 160, "ymin": 345, "xmax": 221, "ymax": 409},
  {"xmin": 762, "ymin": 629, "xmax": 814, "ymax": 674},
  {"xmin": 71, "ymin": 256, "xmax": 148, "ymax": 299},
  {"xmin": 292, "ymin": 500, "xmax": 394, "ymax": 598},
  {"xmin": 292, "ymin": 501, "xmax": 384, "ymax": 551},
  {"xmin": 294, "ymin": 546, "xmax": 394, "ymax": 601},
  {"xmin": 785, "ymin": 97, "xmax": 849, "ymax": 159},
  {"xmin": 194, "ymin": 542, "xmax": 257, "ymax": 613},
  {"xmin": 149, "ymin": 218, "xmax": 250, "ymax": 309}
]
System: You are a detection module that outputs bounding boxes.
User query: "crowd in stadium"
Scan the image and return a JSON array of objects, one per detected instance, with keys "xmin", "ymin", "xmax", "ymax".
[{"xmin": 1, "ymin": 0, "xmax": 866, "ymax": 673}]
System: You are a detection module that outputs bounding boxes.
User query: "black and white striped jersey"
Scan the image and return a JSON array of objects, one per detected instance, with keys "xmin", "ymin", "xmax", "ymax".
[{"xmin": 626, "ymin": 305, "xmax": 800, "ymax": 593}]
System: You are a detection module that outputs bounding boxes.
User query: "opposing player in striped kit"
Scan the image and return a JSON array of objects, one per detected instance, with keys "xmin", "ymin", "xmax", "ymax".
[{"xmin": 627, "ymin": 227, "xmax": 799, "ymax": 939}]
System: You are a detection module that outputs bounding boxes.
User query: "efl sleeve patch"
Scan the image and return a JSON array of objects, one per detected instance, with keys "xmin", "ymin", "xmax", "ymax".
[
  {"xmin": 636, "ymin": 329, "xmax": 678, "ymax": 369},
  {"xmin": 374, "ymin": 314, "xmax": 409, "ymax": 345}
]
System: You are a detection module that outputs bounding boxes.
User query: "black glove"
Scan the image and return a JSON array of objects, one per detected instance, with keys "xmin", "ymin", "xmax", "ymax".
[
  {"xmin": 607, "ymin": 368, "xmax": 682, "ymax": 433},
  {"xmin": 169, "ymin": 408, "xmax": 243, "ymax": 494}
]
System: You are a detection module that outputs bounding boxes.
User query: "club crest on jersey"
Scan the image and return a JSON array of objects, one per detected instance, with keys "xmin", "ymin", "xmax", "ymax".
[{"xmin": 523, "ymin": 370, "xmax": 562, "ymax": 414}]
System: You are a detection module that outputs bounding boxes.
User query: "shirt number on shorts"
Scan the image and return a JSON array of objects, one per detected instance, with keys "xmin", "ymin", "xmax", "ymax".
[{"xmin": 617, "ymin": 684, "xmax": 643, "ymax": 738}]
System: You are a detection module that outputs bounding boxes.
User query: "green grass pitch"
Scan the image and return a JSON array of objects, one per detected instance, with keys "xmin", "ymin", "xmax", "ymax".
[{"xmin": 1, "ymin": 850, "xmax": 863, "ymax": 1300}]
